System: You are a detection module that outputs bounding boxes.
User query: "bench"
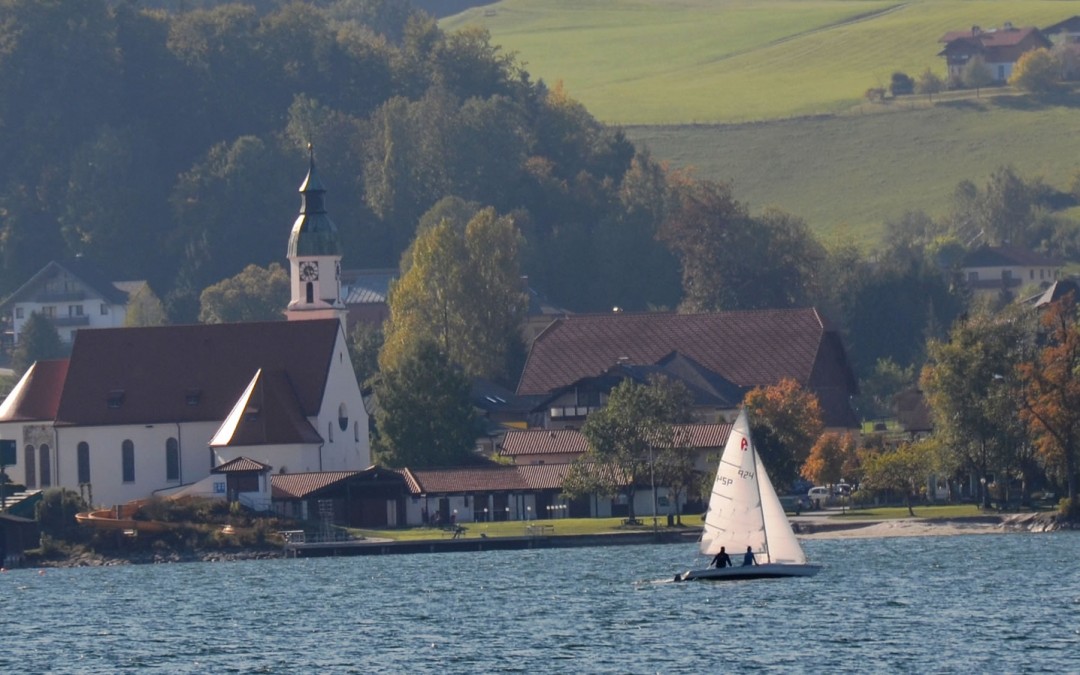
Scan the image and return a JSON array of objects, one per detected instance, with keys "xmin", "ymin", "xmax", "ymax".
[{"xmin": 525, "ymin": 524, "xmax": 554, "ymax": 536}]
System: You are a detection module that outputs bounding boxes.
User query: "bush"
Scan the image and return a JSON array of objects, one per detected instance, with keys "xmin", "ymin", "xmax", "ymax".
[
  {"xmin": 35, "ymin": 489, "xmax": 88, "ymax": 541},
  {"xmin": 1058, "ymin": 497, "xmax": 1080, "ymax": 521},
  {"xmin": 890, "ymin": 71, "xmax": 914, "ymax": 96}
]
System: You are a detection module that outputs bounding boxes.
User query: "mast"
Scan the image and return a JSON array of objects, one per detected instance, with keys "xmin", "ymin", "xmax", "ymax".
[{"xmin": 750, "ymin": 427, "xmax": 771, "ymax": 564}]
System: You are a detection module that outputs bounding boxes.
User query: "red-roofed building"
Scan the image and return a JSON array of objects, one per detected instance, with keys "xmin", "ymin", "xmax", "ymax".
[
  {"xmin": 938, "ymin": 23, "xmax": 1052, "ymax": 82},
  {"xmin": 516, "ymin": 309, "xmax": 858, "ymax": 429},
  {"xmin": 0, "ymin": 156, "xmax": 371, "ymax": 508}
]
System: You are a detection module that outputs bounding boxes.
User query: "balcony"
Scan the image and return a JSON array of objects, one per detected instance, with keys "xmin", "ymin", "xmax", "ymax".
[{"xmin": 51, "ymin": 315, "xmax": 90, "ymax": 327}]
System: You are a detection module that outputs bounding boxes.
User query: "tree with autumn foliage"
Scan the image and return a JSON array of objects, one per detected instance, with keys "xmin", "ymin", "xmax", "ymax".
[
  {"xmin": 861, "ymin": 440, "xmax": 937, "ymax": 517},
  {"xmin": 743, "ymin": 378, "xmax": 824, "ymax": 489},
  {"xmin": 1018, "ymin": 296, "xmax": 1080, "ymax": 515},
  {"xmin": 801, "ymin": 432, "xmax": 859, "ymax": 488}
]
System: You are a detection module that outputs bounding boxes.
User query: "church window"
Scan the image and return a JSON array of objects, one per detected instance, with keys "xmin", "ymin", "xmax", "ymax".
[
  {"xmin": 77, "ymin": 442, "xmax": 91, "ymax": 484},
  {"xmin": 166, "ymin": 438, "xmax": 180, "ymax": 482},
  {"xmin": 354, "ymin": 421, "xmax": 360, "ymax": 443},
  {"xmin": 39, "ymin": 444, "xmax": 51, "ymax": 487},
  {"xmin": 306, "ymin": 282, "xmax": 314, "ymax": 304},
  {"xmin": 122, "ymin": 440, "xmax": 135, "ymax": 483},
  {"xmin": 24, "ymin": 444, "xmax": 36, "ymax": 488},
  {"xmin": 338, "ymin": 403, "xmax": 349, "ymax": 432},
  {"xmin": 328, "ymin": 421, "xmax": 334, "ymax": 442}
]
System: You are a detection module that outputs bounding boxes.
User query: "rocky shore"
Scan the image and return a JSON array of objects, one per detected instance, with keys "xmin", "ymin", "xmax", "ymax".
[{"xmin": 30, "ymin": 546, "xmax": 284, "ymax": 568}]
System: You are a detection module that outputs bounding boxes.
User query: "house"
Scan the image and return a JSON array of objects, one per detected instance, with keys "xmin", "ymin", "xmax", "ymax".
[
  {"xmin": 938, "ymin": 23, "xmax": 1052, "ymax": 83},
  {"xmin": 1041, "ymin": 16, "xmax": 1080, "ymax": 44},
  {"xmin": 270, "ymin": 467, "xmax": 408, "ymax": 528},
  {"xmin": 516, "ymin": 308, "xmax": 859, "ymax": 429},
  {"xmin": 0, "ymin": 258, "xmax": 135, "ymax": 346},
  {"xmin": 960, "ymin": 244, "xmax": 1062, "ymax": 299},
  {"xmin": 341, "ymin": 268, "xmax": 396, "ymax": 329},
  {"xmin": 533, "ymin": 352, "xmax": 744, "ymax": 430},
  {"xmin": 0, "ymin": 153, "xmax": 371, "ymax": 507}
]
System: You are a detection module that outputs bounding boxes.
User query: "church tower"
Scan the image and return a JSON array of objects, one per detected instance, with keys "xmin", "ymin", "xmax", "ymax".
[{"xmin": 286, "ymin": 146, "xmax": 346, "ymax": 329}]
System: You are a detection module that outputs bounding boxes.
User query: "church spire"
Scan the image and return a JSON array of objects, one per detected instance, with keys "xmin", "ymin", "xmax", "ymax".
[{"xmin": 286, "ymin": 145, "xmax": 346, "ymax": 329}]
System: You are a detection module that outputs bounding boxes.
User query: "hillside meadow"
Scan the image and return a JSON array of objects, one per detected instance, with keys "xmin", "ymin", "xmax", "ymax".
[
  {"xmin": 444, "ymin": 1, "xmax": 1080, "ymax": 240},
  {"xmin": 443, "ymin": 0, "xmax": 1080, "ymax": 124},
  {"xmin": 626, "ymin": 92, "xmax": 1080, "ymax": 245}
]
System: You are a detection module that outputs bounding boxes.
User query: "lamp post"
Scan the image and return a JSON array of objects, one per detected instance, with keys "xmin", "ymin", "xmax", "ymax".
[{"xmin": 505, "ymin": 506, "xmax": 510, "ymax": 522}]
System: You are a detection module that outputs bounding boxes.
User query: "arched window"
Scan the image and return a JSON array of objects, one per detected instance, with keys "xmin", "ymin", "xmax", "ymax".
[
  {"xmin": 166, "ymin": 438, "xmax": 180, "ymax": 482},
  {"xmin": 122, "ymin": 440, "xmax": 135, "ymax": 483},
  {"xmin": 39, "ymin": 444, "xmax": 51, "ymax": 487},
  {"xmin": 338, "ymin": 402, "xmax": 349, "ymax": 432},
  {"xmin": 77, "ymin": 442, "xmax": 91, "ymax": 484},
  {"xmin": 354, "ymin": 421, "xmax": 360, "ymax": 443},
  {"xmin": 328, "ymin": 421, "xmax": 334, "ymax": 442},
  {"xmin": 24, "ymin": 444, "xmax": 36, "ymax": 488},
  {"xmin": 305, "ymin": 282, "xmax": 314, "ymax": 304}
]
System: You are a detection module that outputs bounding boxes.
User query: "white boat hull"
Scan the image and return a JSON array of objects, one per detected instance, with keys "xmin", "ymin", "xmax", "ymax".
[{"xmin": 676, "ymin": 563, "xmax": 821, "ymax": 582}]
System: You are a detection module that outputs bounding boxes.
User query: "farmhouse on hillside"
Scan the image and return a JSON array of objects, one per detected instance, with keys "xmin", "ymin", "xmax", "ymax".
[
  {"xmin": 960, "ymin": 244, "xmax": 1062, "ymax": 300},
  {"xmin": 938, "ymin": 23, "xmax": 1052, "ymax": 83}
]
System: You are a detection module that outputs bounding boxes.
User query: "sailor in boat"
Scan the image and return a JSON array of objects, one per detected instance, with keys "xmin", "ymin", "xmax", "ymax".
[
  {"xmin": 742, "ymin": 546, "xmax": 757, "ymax": 566},
  {"xmin": 711, "ymin": 547, "xmax": 732, "ymax": 569}
]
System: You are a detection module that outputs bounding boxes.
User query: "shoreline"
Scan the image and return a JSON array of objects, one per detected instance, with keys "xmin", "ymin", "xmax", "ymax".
[{"xmin": 21, "ymin": 513, "xmax": 1076, "ymax": 569}]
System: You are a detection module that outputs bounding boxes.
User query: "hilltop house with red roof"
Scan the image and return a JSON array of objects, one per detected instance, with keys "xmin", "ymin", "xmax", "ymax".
[
  {"xmin": 938, "ymin": 23, "xmax": 1052, "ymax": 83},
  {"xmin": 0, "ymin": 155, "xmax": 371, "ymax": 509},
  {"xmin": 516, "ymin": 308, "xmax": 859, "ymax": 430}
]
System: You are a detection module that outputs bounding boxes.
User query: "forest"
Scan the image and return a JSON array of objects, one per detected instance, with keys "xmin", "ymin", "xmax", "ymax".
[{"xmin": 5, "ymin": 1, "xmax": 1080, "ymax": 398}]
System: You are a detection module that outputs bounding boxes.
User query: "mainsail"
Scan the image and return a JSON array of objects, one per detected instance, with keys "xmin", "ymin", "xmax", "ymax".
[{"xmin": 699, "ymin": 409, "xmax": 807, "ymax": 565}]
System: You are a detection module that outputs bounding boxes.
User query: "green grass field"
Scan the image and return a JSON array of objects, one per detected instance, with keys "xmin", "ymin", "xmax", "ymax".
[
  {"xmin": 625, "ymin": 92, "xmax": 1080, "ymax": 244},
  {"xmin": 444, "ymin": 1, "xmax": 1080, "ymax": 241},
  {"xmin": 444, "ymin": 0, "xmax": 1080, "ymax": 124}
]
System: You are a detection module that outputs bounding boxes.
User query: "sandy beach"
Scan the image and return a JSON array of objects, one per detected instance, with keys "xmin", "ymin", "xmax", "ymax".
[{"xmin": 792, "ymin": 511, "xmax": 1079, "ymax": 539}]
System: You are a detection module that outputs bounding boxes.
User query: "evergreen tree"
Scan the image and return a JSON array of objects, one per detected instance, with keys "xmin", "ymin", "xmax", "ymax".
[{"xmin": 13, "ymin": 313, "xmax": 65, "ymax": 375}]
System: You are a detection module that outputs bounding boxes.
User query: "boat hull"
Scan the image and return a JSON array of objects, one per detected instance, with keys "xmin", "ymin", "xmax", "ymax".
[{"xmin": 676, "ymin": 563, "xmax": 821, "ymax": 582}]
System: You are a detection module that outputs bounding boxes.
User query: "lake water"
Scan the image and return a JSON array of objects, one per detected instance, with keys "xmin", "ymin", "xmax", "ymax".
[{"xmin": 2, "ymin": 532, "xmax": 1078, "ymax": 673}]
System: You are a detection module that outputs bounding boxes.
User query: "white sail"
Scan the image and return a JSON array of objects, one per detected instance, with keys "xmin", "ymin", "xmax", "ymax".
[{"xmin": 700, "ymin": 409, "xmax": 808, "ymax": 565}]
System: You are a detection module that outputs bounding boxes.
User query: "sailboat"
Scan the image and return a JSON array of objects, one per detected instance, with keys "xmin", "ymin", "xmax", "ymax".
[{"xmin": 677, "ymin": 408, "xmax": 820, "ymax": 581}]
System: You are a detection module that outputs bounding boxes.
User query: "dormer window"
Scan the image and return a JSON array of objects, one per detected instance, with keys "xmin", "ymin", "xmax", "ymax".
[
  {"xmin": 185, "ymin": 389, "xmax": 202, "ymax": 406},
  {"xmin": 107, "ymin": 390, "xmax": 125, "ymax": 409}
]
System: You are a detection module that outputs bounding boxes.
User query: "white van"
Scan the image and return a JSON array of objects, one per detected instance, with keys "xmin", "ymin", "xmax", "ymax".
[{"xmin": 807, "ymin": 486, "xmax": 830, "ymax": 508}]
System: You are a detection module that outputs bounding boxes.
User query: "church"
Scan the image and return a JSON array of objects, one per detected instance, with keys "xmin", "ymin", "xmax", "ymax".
[{"xmin": 0, "ymin": 153, "xmax": 371, "ymax": 508}]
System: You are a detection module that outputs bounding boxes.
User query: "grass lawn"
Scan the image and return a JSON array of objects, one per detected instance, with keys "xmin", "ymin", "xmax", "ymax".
[
  {"xmin": 625, "ymin": 91, "xmax": 1080, "ymax": 245},
  {"xmin": 444, "ymin": 0, "xmax": 1080, "ymax": 125},
  {"xmin": 830, "ymin": 503, "xmax": 992, "ymax": 520},
  {"xmin": 350, "ymin": 515, "xmax": 700, "ymax": 540}
]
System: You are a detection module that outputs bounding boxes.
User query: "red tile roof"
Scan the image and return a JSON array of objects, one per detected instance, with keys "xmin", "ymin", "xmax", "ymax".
[
  {"xmin": 54, "ymin": 320, "xmax": 340, "ymax": 426},
  {"xmin": 0, "ymin": 359, "xmax": 69, "ymax": 422},
  {"xmin": 517, "ymin": 309, "xmax": 858, "ymax": 427},
  {"xmin": 407, "ymin": 466, "xmax": 530, "ymax": 493},
  {"xmin": 210, "ymin": 369, "xmax": 322, "ymax": 447},
  {"xmin": 271, "ymin": 471, "xmax": 360, "ymax": 499},
  {"xmin": 501, "ymin": 424, "xmax": 731, "ymax": 458},
  {"xmin": 962, "ymin": 244, "xmax": 1061, "ymax": 268},
  {"xmin": 500, "ymin": 429, "xmax": 590, "ymax": 456},
  {"xmin": 213, "ymin": 456, "xmax": 272, "ymax": 473}
]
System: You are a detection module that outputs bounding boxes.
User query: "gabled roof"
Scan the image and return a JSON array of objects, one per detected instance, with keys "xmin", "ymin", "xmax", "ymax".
[
  {"xmin": 939, "ymin": 26, "xmax": 1044, "ymax": 47},
  {"xmin": 0, "ymin": 259, "xmax": 129, "ymax": 312},
  {"xmin": 517, "ymin": 309, "xmax": 858, "ymax": 427},
  {"xmin": 271, "ymin": 471, "xmax": 360, "ymax": 499},
  {"xmin": 399, "ymin": 462, "xmax": 629, "ymax": 495},
  {"xmin": 1042, "ymin": 16, "xmax": 1080, "ymax": 35},
  {"xmin": 1026, "ymin": 279, "xmax": 1079, "ymax": 307},
  {"xmin": 0, "ymin": 359, "xmax": 69, "ymax": 422},
  {"xmin": 53, "ymin": 319, "xmax": 341, "ymax": 427},
  {"xmin": 210, "ymin": 369, "xmax": 322, "ymax": 447},
  {"xmin": 961, "ymin": 244, "xmax": 1061, "ymax": 269},
  {"xmin": 212, "ymin": 456, "xmax": 272, "ymax": 474}
]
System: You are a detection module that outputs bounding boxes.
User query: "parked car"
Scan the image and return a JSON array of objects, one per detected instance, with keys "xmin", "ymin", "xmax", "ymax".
[{"xmin": 807, "ymin": 486, "xmax": 830, "ymax": 508}]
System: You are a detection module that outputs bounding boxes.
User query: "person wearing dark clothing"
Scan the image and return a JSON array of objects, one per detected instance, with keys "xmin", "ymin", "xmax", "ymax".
[
  {"xmin": 711, "ymin": 547, "xmax": 732, "ymax": 568},
  {"xmin": 742, "ymin": 546, "xmax": 757, "ymax": 566}
]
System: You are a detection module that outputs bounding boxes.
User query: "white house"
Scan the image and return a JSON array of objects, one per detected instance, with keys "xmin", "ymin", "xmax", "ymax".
[
  {"xmin": 0, "ymin": 153, "xmax": 370, "ymax": 507},
  {"xmin": 960, "ymin": 244, "xmax": 1062, "ymax": 299},
  {"xmin": 0, "ymin": 259, "xmax": 134, "ymax": 346}
]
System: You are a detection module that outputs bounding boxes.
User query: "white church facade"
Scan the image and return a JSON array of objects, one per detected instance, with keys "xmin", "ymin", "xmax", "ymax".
[{"xmin": 0, "ymin": 153, "xmax": 371, "ymax": 508}]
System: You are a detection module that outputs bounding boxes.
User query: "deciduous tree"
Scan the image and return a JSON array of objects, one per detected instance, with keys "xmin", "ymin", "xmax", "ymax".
[
  {"xmin": 743, "ymin": 379, "xmax": 824, "ymax": 490},
  {"xmin": 915, "ymin": 68, "xmax": 945, "ymax": 101},
  {"xmin": 1009, "ymin": 48, "xmax": 1058, "ymax": 94},
  {"xmin": 801, "ymin": 432, "xmax": 858, "ymax": 488},
  {"xmin": 861, "ymin": 440, "xmax": 936, "ymax": 516},
  {"xmin": 580, "ymin": 377, "xmax": 694, "ymax": 523},
  {"xmin": 374, "ymin": 340, "xmax": 480, "ymax": 468},
  {"xmin": 198, "ymin": 263, "xmax": 290, "ymax": 324}
]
